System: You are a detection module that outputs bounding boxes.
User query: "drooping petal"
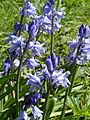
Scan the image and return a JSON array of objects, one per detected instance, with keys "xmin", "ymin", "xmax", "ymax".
[
  {"xmin": 25, "ymin": 58, "xmax": 39, "ymax": 69},
  {"xmin": 31, "ymin": 105, "xmax": 43, "ymax": 120},
  {"xmin": 27, "ymin": 74, "xmax": 41, "ymax": 87},
  {"xmin": 52, "ymin": 70, "xmax": 70, "ymax": 88},
  {"xmin": 3, "ymin": 58, "xmax": 10, "ymax": 75},
  {"xmin": 46, "ymin": 57, "xmax": 53, "ymax": 74}
]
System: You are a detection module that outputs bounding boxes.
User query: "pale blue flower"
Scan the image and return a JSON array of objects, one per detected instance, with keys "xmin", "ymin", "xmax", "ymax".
[
  {"xmin": 20, "ymin": 0, "xmax": 37, "ymax": 18},
  {"xmin": 27, "ymin": 73, "xmax": 41, "ymax": 91},
  {"xmin": 24, "ymin": 58, "xmax": 40, "ymax": 69},
  {"xmin": 31, "ymin": 92, "xmax": 42, "ymax": 104},
  {"xmin": 52, "ymin": 70, "xmax": 70, "ymax": 88},
  {"xmin": 78, "ymin": 24, "xmax": 90, "ymax": 38},
  {"xmin": 49, "ymin": 0, "xmax": 54, "ymax": 5},
  {"xmin": 46, "ymin": 53, "xmax": 60, "ymax": 74},
  {"xmin": 31, "ymin": 105, "xmax": 43, "ymax": 120},
  {"xmin": 9, "ymin": 35, "xmax": 25, "ymax": 53},
  {"xmin": 16, "ymin": 110, "xmax": 29, "ymax": 120},
  {"xmin": 12, "ymin": 59, "xmax": 20, "ymax": 69},
  {"xmin": 28, "ymin": 19, "xmax": 38, "ymax": 39},
  {"xmin": 13, "ymin": 22, "xmax": 28, "ymax": 35},
  {"xmin": 67, "ymin": 34, "xmax": 90, "ymax": 64},
  {"xmin": 3, "ymin": 58, "xmax": 10, "ymax": 75},
  {"xmin": 44, "ymin": 2, "xmax": 65, "ymax": 21},
  {"xmin": 10, "ymin": 50, "xmax": 19, "ymax": 61},
  {"xmin": 41, "ymin": 65, "xmax": 50, "ymax": 80},
  {"xmin": 30, "ymin": 41, "xmax": 45, "ymax": 57}
]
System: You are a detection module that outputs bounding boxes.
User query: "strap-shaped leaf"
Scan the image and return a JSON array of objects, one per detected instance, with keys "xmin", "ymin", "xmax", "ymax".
[
  {"xmin": 44, "ymin": 95, "xmax": 57, "ymax": 120},
  {"xmin": 0, "ymin": 74, "xmax": 16, "ymax": 84}
]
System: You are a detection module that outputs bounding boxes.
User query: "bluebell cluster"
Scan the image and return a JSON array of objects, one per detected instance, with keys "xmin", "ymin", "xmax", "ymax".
[
  {"xmin": 68, "ymin": 24, "xmax": 90, "ymax": 64},
  {"xmin": 3, "ymin": 0, "xmax": 71, "ymax": 120}
]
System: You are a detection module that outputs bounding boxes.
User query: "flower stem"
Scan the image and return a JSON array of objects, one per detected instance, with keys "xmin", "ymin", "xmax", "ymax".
[
  {"xmin": 16, "ymin": 37, "xmax": 31, "ymax": 117},
  {"xmin": 18, "ymin": 14, "xmax": 24, "ymax": 37},
  {"xmin": 60, "ymin": 37, "xmax": 83, "ymax": 120},
  {"xmin": 16, "ymin": 10, "xmax": 24, "ymax": 117},
  {"xmin": 60, "ymin": 88, "xmax": 68, "ymax": 120},
  {"xmin": 42, "ymin": 5, "xmax": 54, "ymax": 120},
  {"xmin": 42, "ymin": 83, "xmax": 51, "ymax": 120},
  {"xmin": 50, "ymin": 8, "xmax": 54, "ymax": 55},
  {"xmin": 59, "ymin": 64, "xmax": 77, "ymax": 120},
  {"xmin": 68, "ymin": 64, "xmax": 77, "ymax": 95}
]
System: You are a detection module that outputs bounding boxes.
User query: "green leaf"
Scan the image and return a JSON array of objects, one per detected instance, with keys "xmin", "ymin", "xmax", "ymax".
[
  {"xmin": 0, "ymin": 78, "xmax": 28, "ymax": 100},
  {"xmin": 44, "ymin": 95, "xmax": 57, "ymax": 120},
  {"xmin": 0, "ymin": 74, "xmax": 16, "ymax": 84}
]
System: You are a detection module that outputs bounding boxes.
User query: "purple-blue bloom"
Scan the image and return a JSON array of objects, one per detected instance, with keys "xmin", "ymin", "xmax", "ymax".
[
  {"xmin": 52, "ymin": 70, "xmax": 70, "ymax": 88},
  {"xmin": 41, "ymin": 65, "xmax": 51, "ymax": 80},
  {"xmin": 28, "ymin": 19, "xmax": 38, "ymax": 39},
  {"xmin": 24, "ymin": 58, "xmax": 39, "ymax": 69},
  {"xmin": 27, "ymin": 73, "xmax": 41, "ymax": 91},
  {"xmin": 78, "ymin": 24, "xmax": 90, "ymax": 38},
  {"xmin": 20, "ymin": 0, "xmax": 37, "ymax": 18},
  {"xmin": 10, "ymin": 50, "xmax": 19, "ymax": 61},
  {"xmin": 77, "ymin": 38, "xmax": 90, "ymax": 64},
  {"xmin": 30, "ymin": 41, "xmax": 45, "ymax": 57},
  {"xmin": 49, "ymin": 0, "xmax": 54, "ymax": 5},
  {"xmin": 12, "ymin": 59, "xmax": 20, "ymax": 69},
  {"xmin": 24, "ymin": 92, "xmax": 42, "ymax": 108},
  {"xmin": 31, "ymin": 92, "xmax": 42, "ymax": 104},
  {"xmin": 31, "ymin": 105, "xmax": 43, "ymax": 120},
  {"xmin": 16, "ymin": 110, "xmax": 29, "ymax": 120},
  {"xmin": 46, "ymin": 58, "xmax": 53, "ymax": 74},
  {"xmin": 42, "ymin": 2, "xmax": 64, "ymax": 33},
  {"xmin": 13, "ymin": 22, "xmax": 28, "ymax": 35},
  {"xmin": 67, "ymin": 25, "xmax": 90, "ymax": 64},
  {"xmin": 46, "ymin": 53, "xmax": 60, "ymax": 74},
  {"xmin": 9, "ymin": 35, "xmax": 25, "ymax": 53},
  {"xmin": 3, "ymin": 58, "xmax": 10, "ymax": 75},
  {"xmin": 13, "ymin": 22, "xmax": 20, "ymax": 35}
]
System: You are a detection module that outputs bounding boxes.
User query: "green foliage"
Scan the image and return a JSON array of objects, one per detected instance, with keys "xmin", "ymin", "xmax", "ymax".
[
  {"xmin": 0, "ymin": 0, "xmax": 90, "ymax": 120},
  {"xmin": 44, "ymin": 95, "xmax": 57, "ymax": 120}
]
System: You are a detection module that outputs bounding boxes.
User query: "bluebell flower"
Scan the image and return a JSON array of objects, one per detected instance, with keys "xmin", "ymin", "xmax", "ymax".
[
  {"xmin": 46, "ymin": 57, "xmax": 53, "ymax": 74},
  {"xmin": 46, "ymin": 53, "xmax": 60, "ymax": 74},
  {"xmin": 11, "ymin": 59, "xmax": 20, "ymax": 69},
  {"xmin": 20, "ymin": 0, "xmax": 37, "ymax": 18},
  {"xmin": 24, "ymin": 58, "xmax": 40, "ymax": 69},
  {"xmin": 9, "ymin": 35, "xmax": 25, "ymax": 53},
  {"xmin": 44, "ymin": 2, "xmax": 52, "ymax": 20},
  {"xmin": 67, "ymin": 39, "xmax": 79, "ymax": 62},
  {"xmin": 31, "ymin": 92, "xmax": 42, "ymax": 104},
  {"xmin": 52, "ymin": 70, "xmax": 70, "ymax": 88},
  {"xmin": 30, "ymin": 41, "xmax": 45, "ymax": 57},
  {"xmin": 27, "ymin": 73, "xmax": 41, "ymax": 91},
  {"xmin": 24, "ymin": 92, "xmax": 42, "ymax": 109},
  {"xmin": 39, "ymin": 16, "xmax": 62, "ymax": 34},
  {"xmin": 77, "ymin": 38, "xmax": 90, "ymax": 64},
  {"xmin": 13, "ymin": 22, "xmax": 28, "ymax": 36},
  {"xmin": 16, "ymin": 110, "xmax": 29, "ymax": 120},
  {"xmin": 67, "ymin": 25, "xmax": 90, "ymax": 64},
  {"xmin": 41, "ymin": 2, "xmax": 64, "ymax": 34},
  {"xmin": 78, "ymin": 24, "xmax": 90, "ymax": 38},
  {"xmin": 13, "ymin": 22, "xmax": 20, "ymax": 35},
  {"xmin": 39, "ymin": 16, "xmax": 52, "ymax": 34},
  {"xmin": 41, "ymin": 65, "xmax": 50, "ymax": 80},
  {"xmin": 3, "ymin": 58, "xmax": 10, "ymax": 75},
  {"xmin": 28, "ymin": 19, "xmax": 38, "ymax": 39},
  {"xmin": 44, "ymin": 2, "xmax": 65, "ymax": 21},
  {"xmin": 49, "ymin": 0, "xmax": 54, "ymax": 5},
  {"xmin": 51, "ymin": 53, "xmax": 60, "ymax": 69},
  {"xmin": 10, "ymin": 50, "xmax": 19, "ymax": 61},
  {"xmin": 31, "ymin": 105, "xmax": 43, "ymax": 120}
]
